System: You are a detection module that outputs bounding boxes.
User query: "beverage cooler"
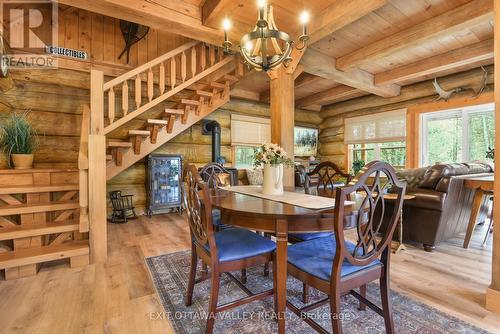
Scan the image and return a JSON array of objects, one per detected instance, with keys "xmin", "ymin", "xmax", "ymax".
[{"xmin": 146, "ymin": 154, "xmax": 182, "ymax": 215}]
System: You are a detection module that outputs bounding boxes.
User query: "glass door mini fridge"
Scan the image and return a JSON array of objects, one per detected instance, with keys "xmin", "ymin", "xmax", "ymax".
[{"xmin": 146, "ymin": 154, "xmax": 182, "ymax": 215}]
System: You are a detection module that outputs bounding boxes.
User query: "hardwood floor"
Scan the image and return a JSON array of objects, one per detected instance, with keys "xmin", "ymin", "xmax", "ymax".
[{"xmin": 0, "ymin": 213, "xmax": 499, "ymax": 333}]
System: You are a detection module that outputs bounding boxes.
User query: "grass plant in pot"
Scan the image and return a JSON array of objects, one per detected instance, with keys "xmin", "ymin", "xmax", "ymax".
[{"xmin": 0, "ymin": 112, "xmax": 37, "ymax": 169}]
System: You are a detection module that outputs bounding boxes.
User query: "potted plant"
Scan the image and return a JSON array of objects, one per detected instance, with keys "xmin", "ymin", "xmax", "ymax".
[
  {"xmin": 0, "ymin": 112, "xmax": 37, "ymax": 169},
  {"xmin": 254, "ymin": 143, "xmax": 294, "ymax": 195}
]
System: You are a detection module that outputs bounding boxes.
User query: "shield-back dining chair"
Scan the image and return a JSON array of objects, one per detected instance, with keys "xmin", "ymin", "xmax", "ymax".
[
  {"xmin": 286, "ymin": 161, "xmax": 406, "ymax": 334},
  {"xmin": 183, "ymin": 164, "xmax": 277, "ymax": 334},
  {"xmin": 288, "ymin": 161, "xmax": 352, "ymax": 303}
]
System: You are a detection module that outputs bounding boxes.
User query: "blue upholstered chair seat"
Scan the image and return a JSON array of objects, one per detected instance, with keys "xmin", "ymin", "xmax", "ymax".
[
  {"xmin": 288, "ymin": 236, "xmax": 381, "ymax": 281},
  {"xmin": 204, "ymin": 228, "xmax": 276, "ymax": 262},
  {"xmin": 289, "ymin": 232, "xmax": 333, "ymax": 241}
]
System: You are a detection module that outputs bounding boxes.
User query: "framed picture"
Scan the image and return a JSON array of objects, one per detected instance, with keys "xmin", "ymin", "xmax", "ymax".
[{"xmin": 294, "ymin": 126, "xmax": 318, "ymax": 157}]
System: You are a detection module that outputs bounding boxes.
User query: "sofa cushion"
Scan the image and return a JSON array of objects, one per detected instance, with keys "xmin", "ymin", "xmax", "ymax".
[
  {"xmin": 405, "ymin": 188, "xmax": 446, "ymax": 211},
  {"xmin": 396, "ymin": 167, "xmax": 428, "ymax": 189}
]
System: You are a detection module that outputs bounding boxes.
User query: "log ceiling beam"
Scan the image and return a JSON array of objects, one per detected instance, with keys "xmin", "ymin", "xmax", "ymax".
[
  {"xmin": 202, "ymin": 0, "xmax": 233, "ymax": 27},
  {"xmin": 259, "ymin": 73, "xmax": 323, "ymax": 102},
  {"xmin": 293, "ymin": 0, "xmax": 389, "ymax": 44},
  {"xmin": 296, "ymin": 85, "xmax": 359, "ymax": 108},
  {"xmin": 375, "ymin": 39, "xmax": 494, "ymax": 85},
  {"xmin": 59, "ymin": 0, "xmax": 223, "ymax": 46},
  {"xmin": 336, "ymin": 0, "xmax": 494, "ymax": 71},
  {"xmin": 301, "ymin": 48, "xmax": 401, "ymax": 97}
]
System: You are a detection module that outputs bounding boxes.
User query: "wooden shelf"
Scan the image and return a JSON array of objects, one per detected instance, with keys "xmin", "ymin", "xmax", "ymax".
[
  {"xmin": 0, "ymin": 221, "xmax": 79, "ymax": 241},
  {"xmin": 0, "ymin": 201, "xmax": 79, "ymax": 216},
  {"xmin": 0, "ymin": 184, "xmax": 79, "ymax": 195},
  {"xmin": 0, "ymin": 240, "xmax": 89, "ymax": 270}
]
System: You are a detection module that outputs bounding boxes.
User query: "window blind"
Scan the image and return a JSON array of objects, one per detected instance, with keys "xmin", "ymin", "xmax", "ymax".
[
  {"xmin": 344, "ymin": 109, "xmax": 407, "ymax": 144},
  {"xmin": 231, "ymin": 114, "xmax": 270, "ymax": 145}
]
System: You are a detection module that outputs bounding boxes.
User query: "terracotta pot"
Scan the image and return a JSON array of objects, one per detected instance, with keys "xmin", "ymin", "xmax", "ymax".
[{"xmin": 11, "ymin": 154, "xmax": 34, "ymax": 169}]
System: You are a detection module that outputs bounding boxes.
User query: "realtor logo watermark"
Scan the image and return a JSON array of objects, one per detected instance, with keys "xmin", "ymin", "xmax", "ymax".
[{"xmin": 1, "ymin": 0, "xmax": 58, "ymax": 69}]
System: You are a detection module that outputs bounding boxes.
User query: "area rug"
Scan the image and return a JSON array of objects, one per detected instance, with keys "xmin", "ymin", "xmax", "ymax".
[{"xmin": 146, "ymin": 251, "xmax": 491, "ymax": 334}]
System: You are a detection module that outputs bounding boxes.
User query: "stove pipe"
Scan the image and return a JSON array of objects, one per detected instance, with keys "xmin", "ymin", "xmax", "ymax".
[{"xmin": 204, "ymin": 120, "xmax": 221, "ymax": 163}]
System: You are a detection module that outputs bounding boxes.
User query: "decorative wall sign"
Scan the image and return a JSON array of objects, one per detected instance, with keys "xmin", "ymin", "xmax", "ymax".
[{"xmin": 46, "ymin": 46, "xmax": 88, "ymax": 60}]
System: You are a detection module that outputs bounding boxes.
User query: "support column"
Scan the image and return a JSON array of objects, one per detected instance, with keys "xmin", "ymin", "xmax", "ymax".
[
  {"xmin": 270, "ymin": 66, "xmax": 295, "ymax": 187},
  {"xmin": 88, "ymin": 70, "xmax": 108, "ymax": 264},
  {"xmin": 486, "ymin": 0, "xmax": 500, "ymax": 314}
]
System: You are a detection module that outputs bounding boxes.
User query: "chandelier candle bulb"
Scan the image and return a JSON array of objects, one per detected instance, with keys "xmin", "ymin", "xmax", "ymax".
[
  {"xmin": 258, "ymin": 0, "xmax": 266, "ymax": 21},
  {"xmin": 300, "ymin": 11, "xmax": 310, "ymax": 36}
]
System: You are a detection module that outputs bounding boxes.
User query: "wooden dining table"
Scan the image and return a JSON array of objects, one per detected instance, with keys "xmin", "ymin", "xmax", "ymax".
[
  {"xmin": 463, "ymin": 175, "xmax": 494, "ymax": 248},
  {"xmin": 210, "ymin": 187, "xmax": 358, "ymax": 334}
]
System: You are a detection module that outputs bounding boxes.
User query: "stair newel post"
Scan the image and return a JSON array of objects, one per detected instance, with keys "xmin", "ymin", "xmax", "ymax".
[{"xmin": 88, "ymin": 69, "xmax": 108, "ymax": 264}]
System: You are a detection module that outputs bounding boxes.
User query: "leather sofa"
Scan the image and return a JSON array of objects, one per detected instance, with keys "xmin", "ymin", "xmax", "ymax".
[{"xmin": 383, "ymin": 162, "xmax": 493, "ymax": 251}]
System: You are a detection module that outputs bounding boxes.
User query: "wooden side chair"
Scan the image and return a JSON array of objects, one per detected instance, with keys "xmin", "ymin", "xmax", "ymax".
[
  {"xmin": 290, "ymin": 161, "xmax": 353, "ymax": 243},
  {"xmin": 286, "ymin": 161, "xmax": 406, "ymax": 334},
  {"xmin": 289, "ymin": 161, "xmax": 353, "ymax": 303},
  {"xmin": 199, "ymin": 162, "xmax": 233, "ymax": 231},
  {"xmin": 183, "ymin": 164, "xmax": 276, "ymax": 334},
  {"xmin": 108, "ymin": 190, "xmax": 137, "ymax": 223}
]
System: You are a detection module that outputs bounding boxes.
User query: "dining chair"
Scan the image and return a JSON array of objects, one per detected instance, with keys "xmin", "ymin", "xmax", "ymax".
[
  {"xmin": 289, "ymin": 161, "xmax": 352, "ymax": 303},
  {"xmin": 198, "ymin": 162, "xmax": 263, "ymax": 282},
  {"xmin": 286, "ymin": 161, "xmax": 406, "ymax": 334},
  {"xmin": 183, "ymin": 164, "xmax": 277, "ymax": 334}
]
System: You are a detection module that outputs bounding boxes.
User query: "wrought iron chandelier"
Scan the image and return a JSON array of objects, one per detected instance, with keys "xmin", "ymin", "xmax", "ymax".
[{"xmin": 222, "ymin": 0, "xmax": 309, "ymax": 72}]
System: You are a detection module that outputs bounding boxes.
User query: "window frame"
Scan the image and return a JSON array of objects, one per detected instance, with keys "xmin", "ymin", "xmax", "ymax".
[
  {"xmin": 348, "ymin": 141, "xmax": 407, "ymax": 171},
  {"xmin": 420, "ymin": 103, "xmax": 494, "ymax": 166}
]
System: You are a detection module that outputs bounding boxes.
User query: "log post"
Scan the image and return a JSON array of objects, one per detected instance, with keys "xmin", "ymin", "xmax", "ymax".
[
  {"xmin": 269, "ymin": 66, "xmax": 295, "ymax": 187},
  {"xmin": 88, "ymin": 70, "xmax": 108, "ymax": 264},
  {"xmin": 486, "ymin": 0, "xmax": 500, "ymax": 314}
]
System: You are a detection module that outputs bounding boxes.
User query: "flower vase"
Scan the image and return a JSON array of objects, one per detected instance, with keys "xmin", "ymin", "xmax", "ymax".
[{"xmin": 262, "ymin": 163, "xmax": 284, "ymax": 195}]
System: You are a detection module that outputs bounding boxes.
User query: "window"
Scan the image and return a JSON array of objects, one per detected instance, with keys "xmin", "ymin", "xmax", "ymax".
[
  {"xmin": 345, "ymin": 109, "xmax": 407, "ymax": 171},
  {"xmin": 234, "ymin": 145, "xmax": 257, "ymax": 168},
  {"xmin": 421, "ymin": 104, "xmax": 494, "ymax": 166},
  {"xmin": 350, "ymin": 141, "xmax": 406, "ymax": 169}
]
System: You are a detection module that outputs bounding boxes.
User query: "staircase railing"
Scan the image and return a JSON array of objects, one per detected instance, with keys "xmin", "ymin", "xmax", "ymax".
[{"xmin": 92, "ymin": 41, "xmax": 232, "ymax": 135}]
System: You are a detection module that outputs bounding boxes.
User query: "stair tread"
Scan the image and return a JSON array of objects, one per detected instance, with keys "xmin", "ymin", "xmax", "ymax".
[
  {"xmin": 128, "ymin": 130, "xmax": 150, "ymax": 136},
  {"xmin": 196, "ymin": 90, "xmax": 213, "ymax": 97},
  {"xmin": 0, "ymin": 220, "xmax": 79, "ymax": 241},
  {"xmin": 210, "ymin": 82, "xmax": 226, "ymax": 89},
  {"xmin": 107, "ymin": 141, "xmax": 133, "ymax": 148},
  {"xmin": 0, "ymin": 240, "xmax": 89, "ymax": 269},
  {"xmin": 106, "ymin": 155, "xmax": 113, "ymax": 161},
  {"xmin": 0, "ymin": 201, "xmax": 80, "ymax": 216},
  {"xmin": 164, "ymin": 108, "xmax": 184, "ymax": 115},
  {"xmin": 181, "ymin": 99, "xmax": 201, "ymax": 106},
  {"xmin": 0, "ymin": 183, "xmax": 79, "ymax": 195},
  {"xmin": 224, "ymin": 74, "xmax": 239, "ymax": 82},
  {"xmin": 147, "ymin": 119, "xmax": 169, "ymax": 125}
]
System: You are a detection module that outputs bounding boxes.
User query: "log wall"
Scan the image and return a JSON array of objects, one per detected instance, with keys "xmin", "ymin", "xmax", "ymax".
[
  {"xmin": 318, "ymin": 65, "xmax": 495, "ymax": 171},
  {"xmin": 0, "ymin": 67, "xmax": 321, "ymax": 214}
]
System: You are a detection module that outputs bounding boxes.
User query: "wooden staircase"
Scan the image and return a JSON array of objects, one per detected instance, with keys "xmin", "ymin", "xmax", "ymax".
[
  {"xmin": 0, "ymin": 169, "xmax": 89, "ymax": 280},
  {"xmin": 89, "ymin": 41, "xmax": 244, "ymax": 180}
]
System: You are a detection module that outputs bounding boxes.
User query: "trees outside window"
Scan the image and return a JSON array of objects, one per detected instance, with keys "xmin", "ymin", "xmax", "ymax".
[{"xmin": 421, "ymin": 104, "xmax": 494, "ymax": 166}]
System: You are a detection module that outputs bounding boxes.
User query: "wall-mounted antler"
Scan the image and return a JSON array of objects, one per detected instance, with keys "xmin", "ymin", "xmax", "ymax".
[{"xmin": 432, "ymin": 78, "xmax": 464, "ymax": 101}]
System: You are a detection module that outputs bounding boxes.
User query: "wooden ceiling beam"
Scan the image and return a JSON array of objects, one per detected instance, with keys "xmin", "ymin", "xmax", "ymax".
[
  {"xmin": 59, "ymin": 0, "xmax": 223, "ymax": 46},
  {"xmin": 336, "ymin": 0, "xmax": 494, "ymax": 71},
  {"xmin": 296, "ymin": 0, "xmax": 388, "ymax": 45},
  {"xmin": 259, "ymin": 72, "xmax": 323, "ymax": 102},
  {"xmin": 375, "ymin": 39, "xmax": 494, "ymax": 85},
  {"xmin": 301, "ymin": 48, "xmax": 400, "ymax": 97},
  {"xmin": 202, "ymin": 0, "xmax": 234, "ymax": 27},
  {"xmin": 296, "ymin": 85, "xmax": 359, "ymax": 108}
]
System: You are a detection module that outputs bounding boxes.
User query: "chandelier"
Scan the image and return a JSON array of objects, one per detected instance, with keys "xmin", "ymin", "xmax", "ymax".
[{"xmin": 222, "ymin": 0, "xmax": 309, "ymax": 72}]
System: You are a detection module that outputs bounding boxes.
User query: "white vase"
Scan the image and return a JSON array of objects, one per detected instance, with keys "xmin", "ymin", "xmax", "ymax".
[{"xmin": 262, "ymin": 163, "xmax": 284, "ymax": 195}]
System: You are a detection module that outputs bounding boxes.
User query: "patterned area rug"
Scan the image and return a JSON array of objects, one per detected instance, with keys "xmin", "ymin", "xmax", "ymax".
[{"xmin": 146, "ymin": 251, "xmax": 491, "ymax": 334}]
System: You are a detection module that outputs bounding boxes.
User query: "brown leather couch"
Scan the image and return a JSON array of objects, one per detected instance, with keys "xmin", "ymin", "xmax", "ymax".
[{"xmin": 383, "ymin": 162, "xmax": 493, "ymax": 251}]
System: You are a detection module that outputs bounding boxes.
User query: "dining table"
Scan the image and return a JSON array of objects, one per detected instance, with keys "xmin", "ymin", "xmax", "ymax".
[
  {"xmin": 463, "ymin": 175, "xmax": 494, "ymax": 248},
  {"xmin": 209, "ymin": 186, "xmax": 358, "ymax": 334}
]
